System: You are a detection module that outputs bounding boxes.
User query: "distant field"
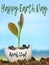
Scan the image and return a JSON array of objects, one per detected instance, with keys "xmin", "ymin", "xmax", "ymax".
[
  {"xmin": 0, "ymin": 56, "xmax": 7, "ymax": 61},
  {"xmin": 35, "ymin": 57, "xmax": 41, "ymax": 61}
]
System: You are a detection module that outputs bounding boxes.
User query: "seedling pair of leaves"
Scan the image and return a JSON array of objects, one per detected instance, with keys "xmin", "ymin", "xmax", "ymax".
[{"xmin": 8, "ymin": 13, "xmax": 23, "ymax": 48}]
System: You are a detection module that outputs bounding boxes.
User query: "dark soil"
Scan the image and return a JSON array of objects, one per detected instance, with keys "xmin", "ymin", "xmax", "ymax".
[
  {"xmin": 0, "ymin": 57, "xmax": 49, "ymax": 65},
  {"xmin": 8, "ymin": 45, "xmax": 30, "ymax": 50}
]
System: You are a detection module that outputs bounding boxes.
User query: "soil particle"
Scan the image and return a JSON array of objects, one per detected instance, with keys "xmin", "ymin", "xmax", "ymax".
[
  {"xmin": 8, "ymin": 45, "xmax": 30, "ymax": 50},
  {"xmin": 0, "ymin": 57, "xmax": 49, "ymax": 65}
]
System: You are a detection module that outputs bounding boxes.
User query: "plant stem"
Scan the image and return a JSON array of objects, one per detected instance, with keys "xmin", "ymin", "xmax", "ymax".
[{"xmin": 18, "ymin": 26, "xmax": 21, "ymax": 48}]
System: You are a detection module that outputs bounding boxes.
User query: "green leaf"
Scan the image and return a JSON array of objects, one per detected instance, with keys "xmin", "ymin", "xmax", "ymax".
[{"xmin": 8, "ymin": 22, "xmax": 18, "ymax": 37}]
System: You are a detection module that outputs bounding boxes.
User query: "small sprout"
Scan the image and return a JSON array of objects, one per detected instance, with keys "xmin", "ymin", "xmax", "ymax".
[
  {"xmin": 8, "ymin": 13, "xmax": 24, "ymax": 48},
  {"xmin": 18, "ymin": 13, "xmax": 24, "ymax": 48}
]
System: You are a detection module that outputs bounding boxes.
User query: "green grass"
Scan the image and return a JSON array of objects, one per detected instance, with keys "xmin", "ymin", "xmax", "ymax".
[
  {"xmin": 0, "ymin": 56, "xmax": 7, "ymax": 61},
  {"xmin": 36, "ymin": 57, "xmax": 41, "ymax": 61}
]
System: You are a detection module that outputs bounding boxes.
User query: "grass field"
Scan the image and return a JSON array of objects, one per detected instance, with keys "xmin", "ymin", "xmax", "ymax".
[{"xmin": 0, "ymin": 56, "xmax": 7, "ymax": 61}]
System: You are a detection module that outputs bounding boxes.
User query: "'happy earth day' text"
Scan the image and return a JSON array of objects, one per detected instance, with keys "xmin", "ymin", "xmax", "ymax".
[{"xmin": 1, "ymin": 4, "xmax": 48, "ymax": 16}]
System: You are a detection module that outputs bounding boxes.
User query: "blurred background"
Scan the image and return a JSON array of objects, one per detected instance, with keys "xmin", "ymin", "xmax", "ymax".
[{"xmin": 0, "ymin": 0, "xmax": 49, "ymax": 52}]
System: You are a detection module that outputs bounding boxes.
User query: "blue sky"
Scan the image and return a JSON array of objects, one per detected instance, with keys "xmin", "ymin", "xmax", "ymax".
[{"xmin": 0, "ymin": 0, "xmax": 49, "ymax": 50}]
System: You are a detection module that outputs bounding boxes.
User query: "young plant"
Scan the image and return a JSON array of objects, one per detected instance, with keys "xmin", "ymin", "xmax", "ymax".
[{"xmin": 8, "ymin": 13, "xmax": 23, "ymax": 48}]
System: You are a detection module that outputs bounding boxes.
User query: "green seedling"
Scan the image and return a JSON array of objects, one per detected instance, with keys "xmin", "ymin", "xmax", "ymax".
[{"xmin": 8, "ymin": 13, "xmax": 23, "ymax": 48}]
